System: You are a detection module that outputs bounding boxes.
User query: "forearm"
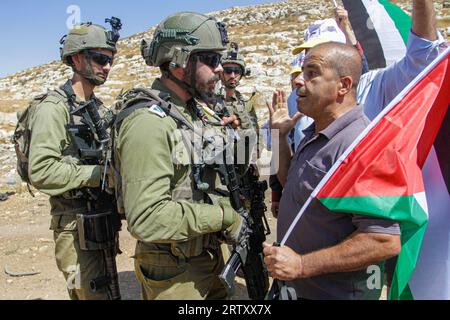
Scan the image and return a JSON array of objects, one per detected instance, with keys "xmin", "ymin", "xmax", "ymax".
[
  {"xmin": 272, "ymin": 134, "xmax": 292, "ymax": 187},
  {"xmin": 412, "ymin": 0, "xmax": 437, "ymax": 40},
  {"xmin": 29, "ymin": 153, "xmax": 101, "ymax": 195},
  {"xmin": 29, "ymin": 102, "xmax": 101, "ymax": 195},
  {"xmin": 300, "ymin": 232, "xmax": 401, "ymax": 278},
  {"xmin": 341, "ymin": 23, "xmax": 357, "ymax": 46},
  {"xmin": 126, "ymin": 193, "xmax": 223, "ymax": 243}
]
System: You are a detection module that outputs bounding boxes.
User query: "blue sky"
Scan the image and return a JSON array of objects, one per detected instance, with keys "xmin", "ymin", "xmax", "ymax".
[{"xmin": 0, "ymin": 0, "xmax": 283, "ymax": 78}]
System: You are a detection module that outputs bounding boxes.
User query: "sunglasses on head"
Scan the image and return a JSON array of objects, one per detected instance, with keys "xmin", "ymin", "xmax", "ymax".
[
  {"xmin": 85, "ymin": 51, "xmax": 114, "ymax": 66},
  {"xmin": 194, "ymin": 52, "xmax": 222, "ymax": 69},
  {"xmin": 223, "ymin": 66, "xmax": 243, "ymax": 75}
]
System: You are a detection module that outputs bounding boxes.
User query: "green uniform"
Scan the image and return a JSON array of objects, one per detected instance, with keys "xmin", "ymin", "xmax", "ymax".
[
  {"xmin": 218, "ymin": 90, "xmax": 258, "ymax": 132},
  {"xmin": 216, "ymin": 89, "xmax": 259, "ymax": 178},
  {"xmin": 28, "ymin": 82, "xmax": 110, "ymax": 300},
  {"xmin": 114, "ymin": 79, "xmax": 238, "ymax": 300}
]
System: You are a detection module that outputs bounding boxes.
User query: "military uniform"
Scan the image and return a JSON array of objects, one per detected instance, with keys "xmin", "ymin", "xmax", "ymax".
[
  {"xmin": 114, "ymin": 79, "xmax": 238, "ymax": 300},
  {"xmin": 29, "ymin": 81, "xmax": 110, "ymax": 300}
]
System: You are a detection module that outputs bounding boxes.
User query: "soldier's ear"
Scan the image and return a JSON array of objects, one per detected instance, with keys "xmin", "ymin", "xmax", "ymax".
[
  {"xmin": 169, "ymin": 65, "xmax": 185, "ymax": 80},
  {"xmin": 71, "ymin": 53, "xmax": 83, "ymax": 71}
]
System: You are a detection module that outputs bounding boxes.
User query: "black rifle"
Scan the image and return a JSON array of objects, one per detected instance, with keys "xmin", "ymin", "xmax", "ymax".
[
  {"xmin": 67, "ymin": 99, "xmax": 122, "ymax": 300},
  {"xmin": 215, "ymin": 147, "xmax": 270, "ymax": 300}
]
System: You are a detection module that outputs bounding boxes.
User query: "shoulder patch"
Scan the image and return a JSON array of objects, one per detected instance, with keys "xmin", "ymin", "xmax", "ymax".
[{"xmin": 148, "ymin": 104, "xmax": 167, "ymax": 118}]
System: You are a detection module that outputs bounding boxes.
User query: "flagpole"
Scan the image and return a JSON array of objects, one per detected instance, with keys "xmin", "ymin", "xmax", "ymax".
[{"xmin": 280, "ymin": 46, "xmax": 450, "ymax": 246}]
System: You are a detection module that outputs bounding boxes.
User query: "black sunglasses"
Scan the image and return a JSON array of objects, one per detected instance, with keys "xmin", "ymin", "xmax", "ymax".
[
  {"xmin": 223, "ymin": 66, "xmax": 243, "ymax": 75},
  {"xmin": 194, "ymin": 52, "xmax": 222, "ymax": 69},
  {"xmin": 85, "ymin": 51, "xmax": 114, "ymax": 66}
]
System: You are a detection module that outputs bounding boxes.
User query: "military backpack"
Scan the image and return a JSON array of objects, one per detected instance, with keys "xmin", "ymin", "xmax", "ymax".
[{"xmin": 11, "ymin": 91, "xmax": 66, "ymax": 194}]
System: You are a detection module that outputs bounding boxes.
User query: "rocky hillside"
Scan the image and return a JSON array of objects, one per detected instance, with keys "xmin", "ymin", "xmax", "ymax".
[{"xmin": 0, "ymin": 0, "xmax": 449, "ymax": 190}]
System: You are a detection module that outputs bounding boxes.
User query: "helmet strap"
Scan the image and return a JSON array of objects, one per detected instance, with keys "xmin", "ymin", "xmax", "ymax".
[
  {"xmin": 75, "ymin": 52, "xmax": 107, "ymax": 86},
  {"xmin": 165, "ymin": 55, "xmax": 217, "ymax": 109}
]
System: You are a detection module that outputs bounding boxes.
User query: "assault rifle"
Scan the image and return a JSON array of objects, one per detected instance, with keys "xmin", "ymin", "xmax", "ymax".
[
  {"xmin": 67, "ymin": 97, "xmax": 122, "ymax": 300},
  {"xmin": 215, "ymin": 147, "xmax": 270, "ymax": 300}
]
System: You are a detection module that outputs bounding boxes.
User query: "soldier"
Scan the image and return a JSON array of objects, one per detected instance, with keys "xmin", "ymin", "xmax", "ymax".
[
  {"xmin": 218, "ymin": 43, "xmax": 259, "ymax": 153},
  {"xmin": 28, "ymin": 20, "xmax": 120, "ymax": 300},
  {"xmin": 112, "ymin": 12, "xmax": 245, "ymax": 300},
  {"xmin": 217, "ymin": 43, "xmax": 260, "ymax": 182}
]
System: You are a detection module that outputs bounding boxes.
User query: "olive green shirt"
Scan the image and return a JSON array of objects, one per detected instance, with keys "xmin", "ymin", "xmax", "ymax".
[
  {"xmin": 29, "ymin": 86, "xmax": 102, "ymax": 214},
  {"xmin": 115, "ymin": 79, "xmax": 229, "ymax": 243}
]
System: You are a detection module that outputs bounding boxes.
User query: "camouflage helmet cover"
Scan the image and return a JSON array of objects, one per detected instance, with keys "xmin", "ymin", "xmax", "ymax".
[
  {"xmin": 221, "ymin": 42, "xmax": 248, "ymax": 76},
  {"xmin": 141, "ymin": 12, "xmax": 229, "ymax": 68},
  {"xmin": 60, "ymin": 23, "xmax": 117, "ymax": 65},
  {"xmin": 222, "ymin": 43, "xmax": 246, "ymax": 71}
]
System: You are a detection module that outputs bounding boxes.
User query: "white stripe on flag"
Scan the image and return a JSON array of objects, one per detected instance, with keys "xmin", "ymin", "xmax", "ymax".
[{"xmin": 362, "ymin": 0, "xmax": 407, "ymax": 66}]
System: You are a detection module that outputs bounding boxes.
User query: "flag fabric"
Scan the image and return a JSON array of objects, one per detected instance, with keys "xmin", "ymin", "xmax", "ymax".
[
  {"xmin": 342, "ymin": 0, "xmax": 411, "ymax": 69},
  {"xmin": 314, "ymin": 48, "xmax": 450, "ymax": 300},
  {"xmin": 342, "ymin": 0, "xmax": 450, "ymax": 299}
]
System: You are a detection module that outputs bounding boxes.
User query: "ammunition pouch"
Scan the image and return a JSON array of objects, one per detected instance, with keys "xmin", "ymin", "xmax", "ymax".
[{"xmin": 77, "ymin": 208, "xmax": 120, "ymax": 251}]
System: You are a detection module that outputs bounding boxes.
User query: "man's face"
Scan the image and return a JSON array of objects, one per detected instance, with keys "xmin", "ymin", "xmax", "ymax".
[
  {"xmin": 221, "ymin": 63, "xmax": 243, "ymax": 89},
  {"xmin": 74, "ymin": 48, "xmax": 114, "ymax": 84},
  {"xmin": 184, "ymin": 51, "xmax": 223, "ymax": 103},
  {"xmin": 294, "ymin": 49, "xmax": 339, "ymax": 118}
]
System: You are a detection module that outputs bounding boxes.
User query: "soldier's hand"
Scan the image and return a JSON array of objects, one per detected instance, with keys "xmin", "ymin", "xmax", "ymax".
[
  {"xmin": 218, "ymin": 197, "xmax": 248, "ymax": 245},
  {"xmin": 221, "ymin": 114, "xmax": 241, "ymax": 129},
  {"xmin": 267, "ymin": 89, "xmax": 302, "ymax": 137},
  {"xmin": 222, "ymin": 214, "xmax": 248, "ymax": 245}
]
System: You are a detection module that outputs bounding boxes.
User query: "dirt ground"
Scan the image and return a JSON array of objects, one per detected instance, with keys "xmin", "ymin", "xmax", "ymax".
[{"xmin": 0, "ymin": 185, "xmax": 278, "ymax": 300}]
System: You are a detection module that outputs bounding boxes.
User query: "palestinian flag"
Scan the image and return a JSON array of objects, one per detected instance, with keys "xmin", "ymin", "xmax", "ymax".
[
  {"xmin": 281, "ymin": 48, "xmax": 450, "ymax": 300},
  {"xmin": 342, "ymin": 0, "xmax": 411, "ymax": 69}
]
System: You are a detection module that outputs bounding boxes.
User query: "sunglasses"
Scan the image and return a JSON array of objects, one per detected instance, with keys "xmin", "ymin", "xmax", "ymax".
[
  {"xmin": 223, "ymin": 67, "xmax": 243, "ymax": 75},
  {"xmin": 194, "ymin": 52, "xmax": 222, "ymax": 69},
  {"xmin": 85, "ymin": 51, "xmax": 114, "ymax": 66}
]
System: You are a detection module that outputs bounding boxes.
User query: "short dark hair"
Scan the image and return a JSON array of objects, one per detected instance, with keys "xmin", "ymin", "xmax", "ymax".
[{"xmin": 309, "ymin": 42, "xmax": 362, "ymax": 89}]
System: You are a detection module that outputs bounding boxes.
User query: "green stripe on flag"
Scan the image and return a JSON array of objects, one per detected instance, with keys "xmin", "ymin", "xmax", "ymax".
[
  {"xmin": 318, "ymin": 195, "xmax": 428, "ymax": 300},
  {"xmin": 379, "ymin": 0, "xmax": 412, "ymax": 45}
]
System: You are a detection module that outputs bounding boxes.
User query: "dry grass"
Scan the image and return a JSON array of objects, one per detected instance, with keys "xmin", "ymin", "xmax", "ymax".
[{"xmin": 0, "ymin": 100, "xmax": 29, "ymax": 113}]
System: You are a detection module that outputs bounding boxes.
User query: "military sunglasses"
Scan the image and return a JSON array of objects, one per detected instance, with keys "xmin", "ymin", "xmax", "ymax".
[
  {"xmin": 223, "ymin": 66, "xmax": 243, "ymax": 75},
  {"xmin": 194, "ymin": 52, "xmax": 222, "ymax": 69},
  {"xmin": 85, "ymin": 51, "xmax": 114, "ymax": 66}
]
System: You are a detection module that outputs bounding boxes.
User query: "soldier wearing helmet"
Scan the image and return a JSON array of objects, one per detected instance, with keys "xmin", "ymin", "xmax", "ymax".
[
  {"xmin": 113, "ymin": 12, "xmax": 245, "ymax": 300},
  {"xmin": 216, "ymin": 43, "xmax": 259, "ymax": 184},
  {"xmin": 217, "ymin": 43, "xmax": 257, "ymax": 132},
  {"xmin": 28, "ymin": 19, "xmax": 121, "ymax": 300}
]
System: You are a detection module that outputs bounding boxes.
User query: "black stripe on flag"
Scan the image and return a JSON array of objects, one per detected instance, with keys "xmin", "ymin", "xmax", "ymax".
[
  {"xmin": 342, "ymin": 0, "xmax": 386, "ymax": 70},
  {"xmin": 434, "ymin": 106, "xmax": 450, "ymax": 193}
]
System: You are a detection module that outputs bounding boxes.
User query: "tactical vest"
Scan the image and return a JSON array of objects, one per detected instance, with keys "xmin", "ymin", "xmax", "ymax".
[
  {"xmin": 112, "ymin": 88, "xmax": 229, "ymax": 258},
  {"xmin": 34, "ymin": 81, "xmax": 108, "ymax": 215}
]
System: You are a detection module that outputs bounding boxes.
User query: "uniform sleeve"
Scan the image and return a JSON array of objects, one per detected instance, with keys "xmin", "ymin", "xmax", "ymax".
[
  {"xmin": 28, "ymin": 100, "xmax": 101, "ymax": 196},
  {"xmin": 117, "ymin": 110, "xmax": 224, "ymax": 243}
]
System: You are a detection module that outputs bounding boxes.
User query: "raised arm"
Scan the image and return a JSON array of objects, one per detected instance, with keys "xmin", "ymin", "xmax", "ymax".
[{"xmin": 412, "ymin": 0, "xmax": 437, "ymax": 41}]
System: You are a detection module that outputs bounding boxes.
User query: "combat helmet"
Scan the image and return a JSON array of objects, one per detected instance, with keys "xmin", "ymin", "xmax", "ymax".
[
  {"xmin": 59, "ymin": 17, "xmax": 122, "ymax": 85},
  {"xmin": 60, "ymin": 17, "xmax": 121, "ymax": 65},
  {"xmin": 141, "ymin": 12, "xmax": 229, "ymax": 68},
  {"xmin": 221, "ymin": 42, "xmax": 248, "ymax": 76}
]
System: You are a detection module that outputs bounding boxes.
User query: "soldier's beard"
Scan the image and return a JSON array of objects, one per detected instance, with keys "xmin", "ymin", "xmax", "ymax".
[{"xmin": 185, "ymin": 71, "xmax": 220, "ymax": 106}]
